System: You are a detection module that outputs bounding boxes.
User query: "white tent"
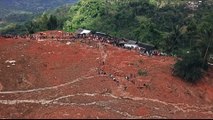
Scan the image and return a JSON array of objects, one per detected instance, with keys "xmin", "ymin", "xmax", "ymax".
[{"xmin": 80, "ymin": 30, "xmax": 91, "ymax": 35}]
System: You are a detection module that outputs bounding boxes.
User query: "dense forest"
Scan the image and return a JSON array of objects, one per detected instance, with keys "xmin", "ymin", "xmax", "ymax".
[
  {"xmin": 0, "ymin": 0, "xmax": 212, "ymax": 82},
  {"xmin": 0, "ymin": 4, "xmax": 73, "ymax": 35},
  {"xmin": 64, "ymin": 0, "xmax": 212, "ymax": 54},
  {"xmin": 0, "ymin": 0, "xmax": 78, "ymax": 18},
  {"xmin": 0, "ymin": 0, "xmax": 78, "ymax": 33}
]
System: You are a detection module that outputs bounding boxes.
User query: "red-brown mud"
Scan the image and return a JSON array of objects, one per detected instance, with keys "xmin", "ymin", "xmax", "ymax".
[{"xmin": 0, "ymin": 31, "xmax": 212, "ymax": 119}]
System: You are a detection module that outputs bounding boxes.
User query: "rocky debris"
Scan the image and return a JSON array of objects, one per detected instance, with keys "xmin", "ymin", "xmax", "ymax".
[
  {"xmin": 5, "ymin": 60, "xmax": 16, "ymax": 64},
  {"xmin": 66, "ymin": 42, "xmax": 71, "ymax": 45},
  {"xmin": 5, "ymin": 60, "xmax": 16, "ymax": 67}
]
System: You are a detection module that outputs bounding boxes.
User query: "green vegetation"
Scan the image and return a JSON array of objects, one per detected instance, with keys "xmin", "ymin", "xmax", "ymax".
[
  {"xmin": 173, "ymin": 12, "xmax": 213, "ymax": 82},
  {"xmin": 0, "ymin": 0, "xmax": 77, "ymax": 34},
  {"xmin": 0, "ymin": 0, "xmax": 78, "ymax": 18},
  {"xmin": 64, "ymin": 0, "xmax": 212, "ymax": 54},
  {"xmin": 173, "ymin": 51, "xmax": 207, "ymax": 83},
  {"xmin": 47, "ymin": 15, "xmax": 58, "ymax": 30},
  {"xmin": 0, "ymin": 4, "xmax": 73, "ymax": 35},
  {"xmin": 138, "ymin": 69, "xmax": 148, "ymax": 76}
]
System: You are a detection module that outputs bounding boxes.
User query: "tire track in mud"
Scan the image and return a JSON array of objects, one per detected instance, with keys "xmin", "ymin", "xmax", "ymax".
[
  {"xmin": 121, "ymin": 95, "xmax": 213, "ymax": 115},
  {"xmin": 0, "ymin": 75, "xmax": 108, "ymax": 94},
  {"xmin": 0, "ymin": 91, "xmax": 212, "ymax": 118},
  {"xmin": 0, "ymin": 68, "xmax": 104, "ymax": 94},
  {"xmin": 0, "ymin": 93, "xmax": 167, "ymax": 119}
]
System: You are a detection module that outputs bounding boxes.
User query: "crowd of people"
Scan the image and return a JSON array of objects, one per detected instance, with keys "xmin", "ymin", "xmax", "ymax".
[
  {"xmin": 78, "ymin": 32, "xmax": 166, "ymax": 56},
  {"xmin": 1, "ymin": 30, "xmax": 167, "ymax": 56}
]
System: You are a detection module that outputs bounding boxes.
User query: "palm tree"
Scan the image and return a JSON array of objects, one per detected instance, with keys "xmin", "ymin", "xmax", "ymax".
[{"xmin": 196, "ymin": 22, "xmax": 213, "ymax": 68}]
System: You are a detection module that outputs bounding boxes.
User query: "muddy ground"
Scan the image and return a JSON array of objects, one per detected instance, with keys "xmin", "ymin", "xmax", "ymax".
[{"xmin": 0, "ymin": 31, "xmax": 212, "ymax": 119}]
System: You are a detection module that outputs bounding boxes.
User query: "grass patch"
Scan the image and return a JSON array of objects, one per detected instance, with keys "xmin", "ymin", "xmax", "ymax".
[{"xmin": 138, "ymin": 69, "xmax": 148, "ymax": 76}]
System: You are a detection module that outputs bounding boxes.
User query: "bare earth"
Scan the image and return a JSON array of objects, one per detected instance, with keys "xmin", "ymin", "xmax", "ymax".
[{"xmin": 0, "ymin": 31, "xmax": 213, "ymax": 119}]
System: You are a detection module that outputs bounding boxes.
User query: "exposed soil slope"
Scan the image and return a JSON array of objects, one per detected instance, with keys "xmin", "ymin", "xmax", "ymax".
[{"xmin": 0, "ymin": 31, "xmax": 212, "ymax": 119}]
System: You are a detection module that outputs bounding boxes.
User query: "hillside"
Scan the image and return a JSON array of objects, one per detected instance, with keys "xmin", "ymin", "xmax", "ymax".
[
  {"xmin": 2, "ymin": 0, "xmax": 212, "ymax": 56},
  {"xmin": 0, "ymin": 0, "xmax": 78, "ymax": 34},
  {"xmin": 0, "ymin": 31, "xmax": 212, "ymax": 119},
  {"xmin": 0, "ymin": 0, "xmax": 212, "ymax": 119},
  {"xmin": 64, "ymin": 0, "xmax": 213, "ymax": 55},
  {"xmin": 0, "ymin": 0, "xmax": 78, "ymax": 19}
]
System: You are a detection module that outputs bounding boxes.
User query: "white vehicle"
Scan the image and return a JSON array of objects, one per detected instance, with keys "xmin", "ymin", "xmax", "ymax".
[{"xmin": 124, "ymin": 44, "xmax": 138, "ymax": 49}]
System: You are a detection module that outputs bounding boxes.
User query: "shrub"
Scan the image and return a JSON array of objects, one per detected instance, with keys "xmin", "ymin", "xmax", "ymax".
[
  {"xmin": 173, "ymin": 51, "xmax": 207, "ymax": 83},
  {"xmin": 138, "ymin": 69, "xmax": 148, "ymax": 76}
]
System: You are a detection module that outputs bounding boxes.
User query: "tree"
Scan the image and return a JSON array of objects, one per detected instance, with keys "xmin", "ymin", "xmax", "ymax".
[
  {"xmin": 47, "ymin": 15, "xmax": 58, "ymax": 30},
  {"xmin": 25, "ymin": 21, "xmax": 35, "ymax": 34},
  {"xmin": 165, "ymin": 25, "xmax": 182, "ymax": 53},
  {"xmin": 173, "ymin": 51, "xmax": 206, "ymax": 83},
  {"xmin": 197, "ymin": 21, "xmax": 213, "ymax": 68}
]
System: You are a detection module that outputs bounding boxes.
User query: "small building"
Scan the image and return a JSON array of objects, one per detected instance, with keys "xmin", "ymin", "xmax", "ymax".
[
  {"xmin": 117, "ymin": 40, "xmax": 126, "ymax": 47},
  {"xmin": 137, "ymin": 42, "xmax": 155, "ymax": 50},
  {"xmin": 124, "ymin": 40, "xmax": 138, "ymax": 49},
  {"xmin": 127, "ymin": 40, "xmax": 137, "ymax": 44},
  {"xmin": 137, "ymin": 42, "xmax": 156, "ymax": 53},
  {"xmin": 75, "ymin": 28, "xmax": 92, "ymax": 38},
  {"xmin": 95, "ymin": 32, "xmax": 107, "ymax": 37},
  {"xmin": 124, "ymin": 44, "xmax": 138, "ymax": 49},
  {"xmin": 76, "ymin": 28, "xmax": 91, "ymax": 35}
]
